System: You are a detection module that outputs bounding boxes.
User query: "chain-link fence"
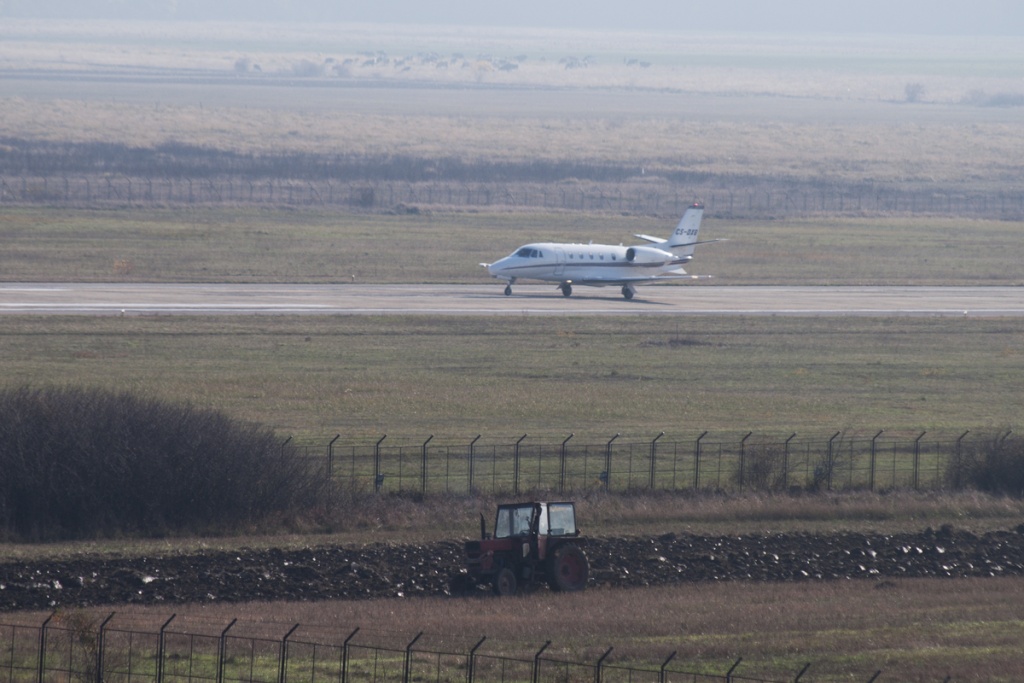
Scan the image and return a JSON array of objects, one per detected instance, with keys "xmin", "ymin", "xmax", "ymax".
[
  {"xmin": 0, "ymin": 614, "xmax": 838, "ymax": 683},
  {"xmin": 3, "ymin": 175, "xmax": 1022, "ymax": 219},
  {"xmin": 297, "ymin": 429, "xmax": 994, "ymax": 496}
]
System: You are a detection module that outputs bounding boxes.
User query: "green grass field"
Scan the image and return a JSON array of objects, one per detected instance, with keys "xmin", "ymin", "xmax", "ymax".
[
  {"xmin": 2, "ymin": 207, "xmax": 1023, "ymax": 286},
  {"xmin": 1, "ymin": 314, "xmax": 1021, "ymax": 438}
]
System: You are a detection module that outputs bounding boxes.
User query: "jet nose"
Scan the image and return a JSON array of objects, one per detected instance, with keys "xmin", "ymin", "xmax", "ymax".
[{"xmin": 487, "ymin": 259, "xmax": 506, "ymax": 277}]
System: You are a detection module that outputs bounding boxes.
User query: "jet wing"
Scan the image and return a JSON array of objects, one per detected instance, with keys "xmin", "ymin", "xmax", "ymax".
[{"xmin": 634, "ymin": 234, "xmax": 667, "ymax": 245}]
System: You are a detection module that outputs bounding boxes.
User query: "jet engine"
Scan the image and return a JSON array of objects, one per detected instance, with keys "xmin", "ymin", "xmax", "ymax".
[{"xmin": 625, "ymin": 246, "xmax": 674, "ymax": 265}]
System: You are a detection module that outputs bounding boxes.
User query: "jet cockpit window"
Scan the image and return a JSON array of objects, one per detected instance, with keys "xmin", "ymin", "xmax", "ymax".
[{"xmin": 515, "ymin": 248, "xmax": 544, "ymax": 258}]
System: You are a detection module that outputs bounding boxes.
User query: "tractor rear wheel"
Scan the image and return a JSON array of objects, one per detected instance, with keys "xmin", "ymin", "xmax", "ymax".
[
  {"xmin": 493, "ymin": 567, "xmax": 518, "ymax": 596},
  {"xmin": 547, "ymin": 543, "xmax": 588, "ymax": 592}
]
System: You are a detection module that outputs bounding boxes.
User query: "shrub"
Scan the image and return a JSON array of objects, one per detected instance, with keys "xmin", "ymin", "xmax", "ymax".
[
  {"xmin": 947, "ymin": 430, "xmax": 1024, "ymax": 496},
  {"xmin": 734, "ymin": 441, "xmax": 792, "ymax": 492},
  {"xmin": 0, "ymin": 385, "xmax": 326, "ymax": 541}
]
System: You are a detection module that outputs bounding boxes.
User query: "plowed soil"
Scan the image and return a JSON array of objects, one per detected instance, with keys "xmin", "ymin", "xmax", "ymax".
[{"xmin": 3, "ymin": 526, "xmax": 1024, "ymax": 611}]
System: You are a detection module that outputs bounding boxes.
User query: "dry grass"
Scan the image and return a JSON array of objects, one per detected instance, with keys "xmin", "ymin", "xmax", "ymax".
[
  {"xmin": 11, "ymin": 576, "xmax": 1024, "ymax": 681},
  {"xmin": 2, "ymin": 99, "xmax": 1022, "ymax": 191},
  {"xmin": 2, "ymin": 22, "xmax": 1023, "ymax": 192}
]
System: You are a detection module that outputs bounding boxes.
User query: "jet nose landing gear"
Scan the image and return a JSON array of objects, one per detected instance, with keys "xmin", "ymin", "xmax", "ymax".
[
  {"xmin": 559, "ymin": 283, "xmax": 573, "ymax": 297},
  {"xmin": 504, "ymin": 284, "xmax": 512, "ymax": 296}
]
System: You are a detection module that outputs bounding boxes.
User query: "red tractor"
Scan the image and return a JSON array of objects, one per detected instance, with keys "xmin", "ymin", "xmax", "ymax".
[{"xmin": 459, "ymin": 501, "xmax": 589, "ymax": 596}]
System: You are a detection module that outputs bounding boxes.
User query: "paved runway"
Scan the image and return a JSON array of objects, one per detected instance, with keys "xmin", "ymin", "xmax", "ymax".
[{"xmin": 1, "ymin": 284, "xmax": 1023, "ymax": 317}]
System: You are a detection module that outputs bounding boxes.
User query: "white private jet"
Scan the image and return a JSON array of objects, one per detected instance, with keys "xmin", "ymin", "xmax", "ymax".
[{"xmin": 482, "ymin": 203, "xmax": 719, "ymax": 300}]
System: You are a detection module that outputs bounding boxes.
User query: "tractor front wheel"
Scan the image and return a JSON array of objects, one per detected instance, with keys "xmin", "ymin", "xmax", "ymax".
[
  {"xmin": 547, "ymin": 543, "xmax": 588, "ymax": 592},
  {"xmin": 493, "ymin": 567, "xmax": 518, "ymax": 596}
]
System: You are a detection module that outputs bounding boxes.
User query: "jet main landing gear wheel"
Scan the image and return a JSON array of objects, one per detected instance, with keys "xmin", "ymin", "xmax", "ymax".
[
  {"xmin": 621, "ymin": 285, "xmax": 634, "ymax": 300},
  {"xmin": 560, "ymin": 284, "xmax": 573, "ymax": 297}
]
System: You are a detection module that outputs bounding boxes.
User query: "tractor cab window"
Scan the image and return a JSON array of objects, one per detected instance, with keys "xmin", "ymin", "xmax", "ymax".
[
  {"xmin": 547, "ymin": 503, "xmax": 577, "ymax": 536},
  {"xmin": 494, "ymin": 508, "xmax": 511, "ymax": 538},
  {"xmin": 494, "ymin": 505, "xmax": 535, "ymax": 538},
  {"xmin": 511, "ymin": 505, "xmax": 534, "ymax": 535}
]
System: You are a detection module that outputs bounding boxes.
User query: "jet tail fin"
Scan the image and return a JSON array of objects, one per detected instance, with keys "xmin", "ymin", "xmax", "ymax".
[{"xmin": 665, "ymin": 203, "xmax": 704, "ymax": 257}]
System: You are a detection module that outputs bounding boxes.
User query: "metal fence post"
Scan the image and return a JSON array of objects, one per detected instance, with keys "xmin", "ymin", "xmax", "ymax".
[
  {"xmin": 649, "ymin": 432, "xmax": 664, "ymax": 491},
  {"xmin": 532, "ymin": 641, "xmax": 551, "ymax": 683},
  {"xmin": 421, "ymin": 435, "xmax": 433, "ymax": 495},
  {"xmin": 341, "ymin": 627, "xmax": 359, "ymax": 683},
  {"xmin": 514, "ymin": 434, "xmax": 527, "ymax": 495},
  {"xmin": 217, "ymin": 619, "xmax": 237, "ymax": 683},
  {"xmin": 725, "ymin": 657, "xmax": 742, "ymax": 682},
  {"xmin": 327, "ymin": 435, "xmax": 340, "ymax": 479},
  {"xmin": 156, "ymin": 614, "xmax": 175, "ymax": 683},
  {"xmin": 783, "ymin": 434, "xmax": 796, "ymax": 489},
  {"xmin": 560, "ymin": 434, "xmax": 574, "ymax": 493},
  {"xmin": 595, "ymin": 647, "xmax": 613, "ymax": 683},
  {"xmin": 374, "ymin": 435, "xmax": 387, "ymax": 492},
  {"xmin": 870, "ymin": 430, "xmax": 884, "ymax": 491},
  {"xmin": 468, "ymin": 435, "xmax": 481, "ymax": 494},
  {"xmin": 913, "ymin": 431, "xmax": 927, "ymax": 490},
  {"xmin": 96, "ymin": 612, "xmax": 115, "ymax": 683},
  {"xmin": 692, "ymin": 431, "xmax": 706, "ymax": 490},
  {"xmin": 467, "ymin": 636, "xmax": 487, "ymax": 683},
  {"xmin": 603, "ymin": 434, "xmax": 620, "ymax": 491},
  {"xmin": 827, "ymin": 432, "xmax": 841, "ymax": 491},
  {"xmin": 37, "ymin": 611, "xmax": 55, "ymax": 683},
  {"xmin": 659, "ymin": 651, "xmax": 676, "ymax": 683},
  {"xmin": 327, "ymin": 435, "xmax": 340, "ymax": 513},
  {"xmin": 739, "ymin": 432, "xmax": 752, "ymax": 492},
  {"xmin": 403, "ymin": 632, "xmax": 423, "ymax": 682},
  {"xmin": 278, "ymin": 624, "xmax": 299, "ymax": 683}
]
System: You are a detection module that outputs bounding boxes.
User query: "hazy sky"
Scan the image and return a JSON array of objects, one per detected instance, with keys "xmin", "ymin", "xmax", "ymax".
[{"xmin": 2, "ymin": 0, "xmax": 1022, "ymax": 35}]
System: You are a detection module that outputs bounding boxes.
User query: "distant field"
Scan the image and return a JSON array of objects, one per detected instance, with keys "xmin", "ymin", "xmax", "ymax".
[
  {"xmin": 2, "ymin": 92, "xmax": 1021, "ymax": 194},
  {"xmin": 1, "ymin": 21, "xmax": 1023, "ymax": 198}
]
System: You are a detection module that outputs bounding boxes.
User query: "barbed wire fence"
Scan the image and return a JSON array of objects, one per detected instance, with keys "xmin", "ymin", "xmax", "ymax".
[
  {"xmin": 3, "ymin": 175, "xmax": 1022, "ymax": 219},
  {"xmin": 282, "ymin": 429, "xmax": 1000, "ymax": 496},
  {"xmin": 0, "ymin": 613, "xmax": 880, "ymax": 683}
]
